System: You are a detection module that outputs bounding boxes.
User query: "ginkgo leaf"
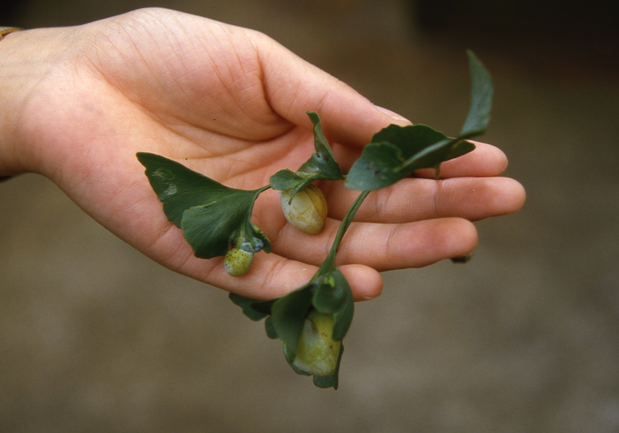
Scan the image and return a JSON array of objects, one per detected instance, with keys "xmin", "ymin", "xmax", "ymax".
[
  {"xmin": 137, "ymin": 152, "xmax": 270, "ymax": 259},
  {"xmin": 346, "ymin": 51, "xmax": 492, "ymax": 191},
  {"xmin": 270, "ymin": 112, "xmax": 344, "ymax": 195}
]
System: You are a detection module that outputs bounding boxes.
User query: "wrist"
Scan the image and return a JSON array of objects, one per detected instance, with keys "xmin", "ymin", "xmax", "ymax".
[
  {"xmin": 0, "ymin": 28, "xmax": 22, "ymax": 179},
  {"xmin": 0, "ymin": 27, "xmax": 73, "ymax": 177}
]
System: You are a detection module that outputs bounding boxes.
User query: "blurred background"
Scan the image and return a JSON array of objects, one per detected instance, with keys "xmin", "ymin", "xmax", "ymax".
[{"xmin": 1, "ymin": 0, "xmax": 618, "ymax": 432}]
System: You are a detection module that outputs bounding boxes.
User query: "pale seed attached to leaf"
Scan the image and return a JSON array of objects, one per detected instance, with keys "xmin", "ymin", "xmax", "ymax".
[
  {"xmin": 224, "ymin": 247, "xmax": 254, "ymax": 277},
  {"xmin": 279, "ymin": 185, "xmax": 328, "ymax": 234},
  {"xmin": 291, "ymin": 310, "xmax": 341, "ymax": 377}
]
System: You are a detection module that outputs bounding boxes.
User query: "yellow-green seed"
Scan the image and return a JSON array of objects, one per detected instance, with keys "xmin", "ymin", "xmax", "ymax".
[
  {"xmin": 224, "ymin": 248, "xmax": 254, "ymax": 277},
  {"xmin": 291, "ymin": 310, "xmax": 341, "ymax": 377},
  {"xmin": 279, "ymin": 185, "xmax": 328, "ymax": 234}
]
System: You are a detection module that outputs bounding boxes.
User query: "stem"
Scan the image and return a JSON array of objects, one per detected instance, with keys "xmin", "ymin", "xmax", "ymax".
[
  {"xmin": 248, "ymin": 184, "xmax": 272, "ymax": 218},
  {"xmin": 240, "ymin": 185, "xmax": 272, "ymax": 252},
  {"xmin": 313, "ymin": 190, "xmax": 371, "ymax": 279}
]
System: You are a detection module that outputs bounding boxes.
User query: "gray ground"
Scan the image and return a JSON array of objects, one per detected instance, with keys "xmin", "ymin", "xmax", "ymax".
[{"xmin": 1, "ymin": 1, "xmax": 618, "ymax": 432}]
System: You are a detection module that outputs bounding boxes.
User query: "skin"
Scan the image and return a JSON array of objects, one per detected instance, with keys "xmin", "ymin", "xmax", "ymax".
[{"xmin": 0, "ymin": 8, "xmax": 526, "ymax": 301}]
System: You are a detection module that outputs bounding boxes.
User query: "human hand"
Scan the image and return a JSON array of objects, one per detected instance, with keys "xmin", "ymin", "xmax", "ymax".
[{"xmin": 0, "ymin": 8, "xmax": 525, "ymax": 300}]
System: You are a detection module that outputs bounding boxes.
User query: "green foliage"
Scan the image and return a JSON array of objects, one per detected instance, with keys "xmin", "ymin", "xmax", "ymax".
[
  {"xmin": 460, "ymin": 50, "xmax": 494, "ymax": 137},
  {"xmin": 346, "ymin": 125, "xmax": 476, "ymax": 190},
  {"xmin": 270, "ymin": 111, "xmax": 344, "ymax": 198},
  {"xmin": 137, "ymin": 153, "xmax": 270, "ymax": 259},
  {"xmin": 139, "ymin": 51, "xmax": 494, "ymax": 390},
  {"xmin": 229, "ymin": 293, "xmax": 269, "ymax": 322},
  {"xmin": 229, "ymin": 268, "xmax": 351, "ymax": 390},
  {"xmin": 136, "ymin": 153, "xmax": 232, "ymax": 228},
  {"xmin": 346, "ymin": 50, "xmax": 492, "ymax": 190},
  {"xmin": 271, "ymin": 284, "xmax": 315, "ymax": 363}
]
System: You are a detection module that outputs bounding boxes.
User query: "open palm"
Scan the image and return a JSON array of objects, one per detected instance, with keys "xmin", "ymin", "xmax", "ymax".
[{"xmin": 11, "ymin": 8, "xmax": 525, "ymax": 300}]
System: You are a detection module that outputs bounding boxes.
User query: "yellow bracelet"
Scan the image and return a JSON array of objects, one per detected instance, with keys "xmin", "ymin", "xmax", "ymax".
[{"xmin": 0, "ymin": 27, "xmax": 22, "ymax": 40}]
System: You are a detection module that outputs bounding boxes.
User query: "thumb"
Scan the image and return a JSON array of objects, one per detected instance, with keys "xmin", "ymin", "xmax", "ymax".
[{"xmin": 257, "ymin": 36, "xmax": 410, "ymax": 147}]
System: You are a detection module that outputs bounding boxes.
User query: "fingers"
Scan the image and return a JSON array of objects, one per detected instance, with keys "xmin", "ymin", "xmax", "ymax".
[
  {"xmin": 324, "ymin": 176, "xmax": 526, "ymax": 223},
  {"xmin": 334, "ymin": 218, "xmax": 478, "ymax": 270},
  {"xmin": 322, "ymin": 141, "xmax": 525, "ymax": 222},
  {"xmin": 174, "ymin": 247, "xmax": 384, "ymax": 302},
  {"xmin": 153, "ymin": 206, "xmax": 473, "ymax": 301},
  {"xmin": 141, "ymin": 214, "xmax": 383, "ymax": 302},
  {"xmin": 267, "ymin": 215, "xmax": 478, "ymax": 272},
  {"xmin": 148, "ymin": 213, "xmax": 473, "ymax": 301}
]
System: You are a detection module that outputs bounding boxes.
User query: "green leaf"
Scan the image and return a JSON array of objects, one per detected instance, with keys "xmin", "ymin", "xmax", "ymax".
[
  {"xmin": 181, "ymin": 202, "xmax": 270, "ymax": 259},
  {"xmin": 346, "ymin": 51, "xmax": 492, "ymax": 191},
  {"xmin": 371, "ymin": 123, "xmax": 447, "ymax": 161},
  {"xmin": 311, "ymin": 269, "xmax": 354, "ymax": 341},
  {"xmin": 270, "ymin": 285, "xmax": 315, "ymax": 362},
  {"xmin": 312, "ymin": 273, "xmax": 348, "ymax": 315},
  {"xmin": 250, "ymin": 298, "xmax": 277, "ymax": 316},
  {"xmin": 269, "ymin": 169, "xmax": 315, "ymax": 197},
  {"xmin": 269, "ymin": 169, "xmax": 302, "ymax": 191},
  {"xmin": 137, "ymin": 152, "xmax": 233, "ymax": 227},
  {"xmin": 397, "ymin": 137, "xmax": 476, "ymax": 173},
  {"xmin": 460, "ymin": 50, "xmax": 494, "ymax": 137},
  {"xmin": 269, "ymin": 112, "xmax": 344, "ymax": 193},
  {"xmin": 229, "ymin": 293, "xmax": 269, "ymax": 321},
  {"xmin": 265, "ymin": 316, "xmax": 279, "ymax": 339},
  {"xmin": 343, "ymin": 142, "xmax": 405, "ymax": 191},
  {"xmin": 137, "ymin": 152, "xmax": 270, "ymax": 259},
  {"xmin": 297, "ymin": 112, "xmax": 344, "ymax": 180},
  {"xmin": 312, "ymin": 372, "xmax": 338, "ymax": 389},
  {"xmin": 346, "ymin": 125, "xmax": 475, "ymax": 190},
  {"xmin": 331, "ymin": 270, "xmax": 354, "ymax": 341}
]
